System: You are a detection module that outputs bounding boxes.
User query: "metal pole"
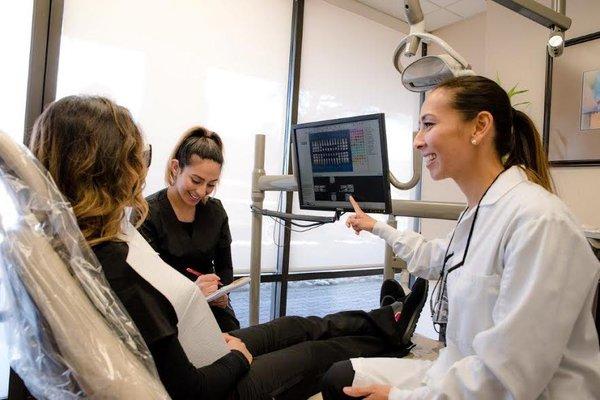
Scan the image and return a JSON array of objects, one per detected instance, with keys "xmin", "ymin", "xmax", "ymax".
[
  {"xmin": 383, "ymin": 214, "xmax": 398, "ymax": 279},
  {"xmin": 24, "ymin": 0, "xmax": 63, "ymax": 144},
  {"xmin": 249, "ymin": 134, "xmax": 266, "ymax": 325},
  {"xmin": 551, "ymin": 0, "xmax": 566, "ymax": 16},
  {"xmin": 491, "ymin": 0, "xmax": 570, "ymax": 30},
  {"xmin": 392, "ymin": 199, "xmax": 464, "ymax": 220},
  {"xmin": 272, "ymin": 0, "xmax": 304, "ymax": 318}
]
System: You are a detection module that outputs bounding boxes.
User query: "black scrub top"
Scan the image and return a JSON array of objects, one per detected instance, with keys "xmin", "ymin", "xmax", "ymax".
[{"xmin": 140, "ymin": 189, "xmax": 234, "ymax": 285}]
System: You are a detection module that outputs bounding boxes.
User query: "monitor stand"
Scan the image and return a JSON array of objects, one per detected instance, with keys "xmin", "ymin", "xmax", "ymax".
[{"xmin": 250, "ymin": 205, "xmax": 344, "ymax": 223}]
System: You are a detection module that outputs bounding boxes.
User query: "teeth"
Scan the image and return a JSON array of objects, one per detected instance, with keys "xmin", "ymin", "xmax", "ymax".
[{"xmin": 424, "ymin": 154, "xmax": 437, "ymax": 166}]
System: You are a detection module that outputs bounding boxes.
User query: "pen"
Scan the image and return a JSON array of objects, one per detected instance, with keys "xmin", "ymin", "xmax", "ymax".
[
  {"xmin": 186, "ymin": 267, "xmax": 203, "ymax": 277},
  {"xmin": 186, "ymin": 268, "xmax": 222, "ymax": 285}
]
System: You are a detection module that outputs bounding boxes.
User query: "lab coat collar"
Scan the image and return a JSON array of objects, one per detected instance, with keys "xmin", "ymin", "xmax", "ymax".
[{"xmin": 479, "ymin": 165, "xmax": 528, "ymax": 206}]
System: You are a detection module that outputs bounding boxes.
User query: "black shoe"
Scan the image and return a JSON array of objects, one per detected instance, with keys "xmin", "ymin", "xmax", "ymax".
[
  {"xmin": 380, "ymin": 278, "xmax": 406, "ymax": 307},
  {"xmin": 396, "ymin": 278, "xmax": 428, "ymax": 346}
]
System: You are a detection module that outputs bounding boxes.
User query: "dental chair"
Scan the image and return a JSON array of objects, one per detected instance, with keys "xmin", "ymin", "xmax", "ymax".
[{"xmin": 0, "ymin": 131, "xmax": 170, "ymax": 399}]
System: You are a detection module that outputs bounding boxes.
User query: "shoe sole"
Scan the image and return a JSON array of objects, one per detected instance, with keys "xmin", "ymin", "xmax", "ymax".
[
  {"xmin": 402, "ymin": 281, "xmax": 428, "ymax": 345},
  {"xmin": 380, "ymin": 279, "xmax": 404, "ymax": 306}
]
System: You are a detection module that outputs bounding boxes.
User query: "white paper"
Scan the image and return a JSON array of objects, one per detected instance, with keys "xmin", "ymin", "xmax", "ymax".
[{"xmin": 206, "ymin": 277, "xmax": 251, "ymax": 302}]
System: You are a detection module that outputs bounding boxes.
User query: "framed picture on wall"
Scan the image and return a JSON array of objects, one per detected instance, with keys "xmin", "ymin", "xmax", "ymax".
[{"xmin": 543, "ymin": 31, "xmax": 600, "ymax": 166}]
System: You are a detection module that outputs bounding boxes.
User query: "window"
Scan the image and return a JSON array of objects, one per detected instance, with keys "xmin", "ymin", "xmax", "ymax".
[
  {"xmin": 55, "ymin": 0, "xmax": 293, "ymax": 275},
  {"xmin": 0, "ymin": 1, "xmax": 35, "ymax": 395},
  {"xmin": 0, "ymin": 1, "xmax": 34, "ymax": 141},
  {"xmin": 286, "ymin": 276, "xmax": 381, "ymax": 317},
  {"xmin": 229, "ymin": 282, "xmax": 275, "ymax": 326}
]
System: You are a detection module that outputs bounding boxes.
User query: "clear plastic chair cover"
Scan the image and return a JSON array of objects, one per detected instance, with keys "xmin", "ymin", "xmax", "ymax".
[{"xmin": 0, "ymin": 131, "xmax": 170, "ymax": 399}]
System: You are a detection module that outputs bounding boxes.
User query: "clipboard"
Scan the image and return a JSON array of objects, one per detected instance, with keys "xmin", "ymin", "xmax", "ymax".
[{"xmin": 206, "ymin": 277, "xmax": 251, "ymax": 302}]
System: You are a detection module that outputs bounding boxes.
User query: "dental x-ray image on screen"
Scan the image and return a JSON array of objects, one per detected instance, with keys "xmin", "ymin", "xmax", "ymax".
[{"xmin": 292, "ymin": 113, "xmax": 391, "ymax": 214}]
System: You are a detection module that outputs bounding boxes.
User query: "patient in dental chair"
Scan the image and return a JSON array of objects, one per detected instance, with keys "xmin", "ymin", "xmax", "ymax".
[{"xmin": 23, "ymin": 95, "xmax": 428, "ymax": 400}]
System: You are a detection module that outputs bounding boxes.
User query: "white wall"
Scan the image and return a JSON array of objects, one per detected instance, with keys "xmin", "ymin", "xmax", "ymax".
[{"xmin": 421, "ymin": 0, "xmax": 600, "ymax": 241}]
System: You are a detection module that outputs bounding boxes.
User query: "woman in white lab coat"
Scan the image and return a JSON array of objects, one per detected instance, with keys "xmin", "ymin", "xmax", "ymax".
[{"xmin": 322, "ymin": 76, "xmax": 600, "ymax": 400}]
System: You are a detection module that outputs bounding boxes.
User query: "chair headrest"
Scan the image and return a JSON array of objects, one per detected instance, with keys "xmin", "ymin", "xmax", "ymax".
[{"xmin": 0, "ymin": 131, "xmax": 169, "ymax": 399}]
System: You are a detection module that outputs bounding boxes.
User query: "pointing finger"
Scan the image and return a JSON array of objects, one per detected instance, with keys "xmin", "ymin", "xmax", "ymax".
[{"xmin": 348, "ymin": 196, "xmax": 364, "ymax": 215}]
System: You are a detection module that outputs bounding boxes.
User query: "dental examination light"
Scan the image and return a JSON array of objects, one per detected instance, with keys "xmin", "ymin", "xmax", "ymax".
[
  {"xmin": 394, "ymin": 0, "xmax": 572, "ymax": 91},
  {"xmin": 394, "ymin": 0, "xmax": 474, "ymax": 92}
]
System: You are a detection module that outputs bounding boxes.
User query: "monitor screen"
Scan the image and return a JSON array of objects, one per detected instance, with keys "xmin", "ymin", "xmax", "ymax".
[{"xmin": 292, "ymin": 113, "xmax": 391, "ymax": 214}]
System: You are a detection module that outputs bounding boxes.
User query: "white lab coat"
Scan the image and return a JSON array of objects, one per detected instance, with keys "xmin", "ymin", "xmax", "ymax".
[{"xmin": 351, "ymin": 166, "xmax": 600, "ymax": 399}]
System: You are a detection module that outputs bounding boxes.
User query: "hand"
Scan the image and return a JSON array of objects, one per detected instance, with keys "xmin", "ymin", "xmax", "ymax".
[
  {"xmin": 194, "ymin": 273, "xmax": 221, "ymax": 297},
  {"xmin": 345, "ymin": 196, "xmax": 376, "ymax": 234},
  {"xmin": 343, "ymin": 385, "xmax": 392, "ymax": 399},
  {"xmin": 209, "ymin": 293, "xmax": 229, "ymax": 308},
  {"xmin": 222, "ymin": 333, "xmax": 253, "ymax": 364}
]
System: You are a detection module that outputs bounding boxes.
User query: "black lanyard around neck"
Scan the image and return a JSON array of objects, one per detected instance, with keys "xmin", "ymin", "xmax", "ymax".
[
  {"xmin": 430, "ymin": 169, "xmax": 507, "ymax": 334},
  {"xmin": 440, "ymin": 168, "xmax": 506, "ymax": 277}
]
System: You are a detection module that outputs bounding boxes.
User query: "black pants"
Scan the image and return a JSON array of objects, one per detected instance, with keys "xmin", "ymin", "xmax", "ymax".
[
  {"xmin": 228, "ymin": 306, "xmax": 404, "ymax": 400},
  {"xmin": 321, "ymin": 360, "xmax": 359, "ymax": 400}
]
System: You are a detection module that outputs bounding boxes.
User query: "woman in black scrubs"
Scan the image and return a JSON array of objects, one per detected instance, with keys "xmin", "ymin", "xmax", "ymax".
[{"xmin": 140, "ymin": 127, "xmax": 240, "ymax": 331}]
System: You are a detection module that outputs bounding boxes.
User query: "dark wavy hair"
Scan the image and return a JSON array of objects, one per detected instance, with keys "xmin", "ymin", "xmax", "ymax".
[{"xmin": 29, "ymin": 95, "xmax": 149, "ymax": 245}]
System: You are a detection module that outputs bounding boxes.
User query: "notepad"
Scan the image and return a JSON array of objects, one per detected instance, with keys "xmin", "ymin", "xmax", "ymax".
[{"xmin": 206, "ymin": 277, "xmax": 251, "ymax": 302}]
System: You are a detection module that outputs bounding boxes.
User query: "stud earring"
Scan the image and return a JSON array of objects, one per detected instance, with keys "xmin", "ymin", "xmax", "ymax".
[{"xmin": 471, "ymin": 138, "xmax": 477, "ymax": 145}]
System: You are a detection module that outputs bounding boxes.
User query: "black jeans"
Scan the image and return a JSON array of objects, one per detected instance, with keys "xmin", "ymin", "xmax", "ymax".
[{"xmin": 228, "ymin": 307, "xmax": 403, "ymax": 400}]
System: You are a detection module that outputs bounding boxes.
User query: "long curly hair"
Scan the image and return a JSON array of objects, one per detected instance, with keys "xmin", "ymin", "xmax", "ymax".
[{"xmin": 29, "ymin": 95, "xmax": 148, "ymax": 245}]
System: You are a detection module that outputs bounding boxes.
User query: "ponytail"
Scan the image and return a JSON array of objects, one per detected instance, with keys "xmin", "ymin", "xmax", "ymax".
[
  {"xmin": 505, "ymin": 109, "xmax": 554, "ymax": 193},
  {"xmin": 164, "ymin": 126, "xmax": 224, "ymax": 186}
]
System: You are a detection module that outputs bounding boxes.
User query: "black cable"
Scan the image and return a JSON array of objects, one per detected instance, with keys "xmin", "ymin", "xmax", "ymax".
[
  {"xmin": 253, "ymin": 204, "xmax": 346, "ymax": 247},
  {"xmin": 267, "ymin": 215, "xmax": 326, "ymax": 233}
]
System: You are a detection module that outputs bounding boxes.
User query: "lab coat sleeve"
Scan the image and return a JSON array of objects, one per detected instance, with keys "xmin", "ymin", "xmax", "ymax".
[
  {"xmin": 387, "ymin": 215, "xmax": 598, "ymax": 400},
  {"xmin": 372, "ymin": 222, "xmax": 451, "ymax": 280}
]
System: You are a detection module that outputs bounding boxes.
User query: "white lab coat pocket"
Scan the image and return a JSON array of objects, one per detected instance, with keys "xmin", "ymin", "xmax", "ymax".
[{"xmin": 446, "ymin": 270, "xmax": 501, "ymax": 355}]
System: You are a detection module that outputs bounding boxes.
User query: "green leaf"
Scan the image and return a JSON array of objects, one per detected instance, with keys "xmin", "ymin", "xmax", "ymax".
[{"xmin": 495, "ymin": 73, "xmax": 530, "ymax": 106}]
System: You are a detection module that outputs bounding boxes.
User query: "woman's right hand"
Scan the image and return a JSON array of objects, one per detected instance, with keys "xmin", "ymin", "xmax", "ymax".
[
  {"xmin": 346, "ymin": 196, "xmax": 376, "ymax": 234},
  {"xmin": 194, "ymin": 273, "xmax": 221, "ymax": 297},
  {"xmin": 222, "ymin": 333, "xmax": 253, "ymax": 364}
]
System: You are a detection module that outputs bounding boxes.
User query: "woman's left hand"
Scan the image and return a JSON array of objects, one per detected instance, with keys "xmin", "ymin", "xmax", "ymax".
[
  {"xmin": 209, "ymin": 294, "xmax": 229, "ymax": 308},
  {"xmin": 343, "ymin": 385, "xmax": 391, "ymax": 399}
]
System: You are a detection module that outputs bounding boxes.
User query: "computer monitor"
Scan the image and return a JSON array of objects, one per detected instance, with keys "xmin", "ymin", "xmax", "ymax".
[{"xmin": 292, "ymin": 113, "xmax": 392, "ymax": 214}]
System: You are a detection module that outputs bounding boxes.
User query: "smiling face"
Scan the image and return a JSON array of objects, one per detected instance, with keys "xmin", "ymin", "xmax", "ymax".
[
  {"xmin": 414, "ymin": 88, "xmax": 477, "ymax": 181},
  {"xmin": 170, "ymin": 155, "xmax": 222, "ymax": 206}
]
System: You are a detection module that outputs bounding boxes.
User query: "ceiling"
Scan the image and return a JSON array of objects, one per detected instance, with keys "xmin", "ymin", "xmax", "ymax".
[{"xmin": 355, "ymin": 0, "xmax": 487, "ymax": 31}]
